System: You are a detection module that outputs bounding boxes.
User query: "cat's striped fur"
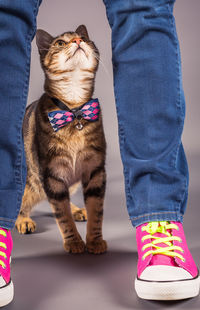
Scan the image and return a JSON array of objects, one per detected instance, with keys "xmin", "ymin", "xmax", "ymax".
[{"xmin": 15, "ymin": 25, "xmax": 107, "ymax": 254}]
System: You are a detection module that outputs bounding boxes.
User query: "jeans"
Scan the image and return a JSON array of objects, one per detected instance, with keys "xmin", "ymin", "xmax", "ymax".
[
  {"xmin": 103, "ymin": 0, "xmax": 188, "ymax": 226},
  {"xmin": 0, "ymin": 0, "xmax": 188, "ymax": 229},
  {"xmin": 0, "ymin": 0, "xmax": 41, "ymax": 229}
]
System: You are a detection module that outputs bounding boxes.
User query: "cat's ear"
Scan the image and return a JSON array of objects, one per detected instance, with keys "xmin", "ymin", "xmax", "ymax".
[
  {"xmin": 36, "ymin": 29, "xmax": 54, "ymax": 56},
  {"xmin": 75, "ymin": 25, "xmax": 89, "ymax": 41}
]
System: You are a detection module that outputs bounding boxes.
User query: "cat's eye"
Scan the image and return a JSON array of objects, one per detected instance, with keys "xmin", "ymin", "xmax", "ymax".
[{"xmin": 54, "ymin": 40, "xmax": 67, "ymax": 47}]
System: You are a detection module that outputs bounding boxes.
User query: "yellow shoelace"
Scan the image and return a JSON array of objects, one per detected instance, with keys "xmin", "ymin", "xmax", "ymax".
[
  {"xmin": 0, "ymin": 229, "xmax": 7, "ymax": 269},
  {"xmin": 141, "ymin": 221, "xmax": 184, "ymax": 262}
]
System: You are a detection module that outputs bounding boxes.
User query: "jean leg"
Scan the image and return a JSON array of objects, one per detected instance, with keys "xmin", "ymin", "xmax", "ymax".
[
  {"xmin": 103, "ymin": 0, "xmax": 189, "ymax": 226},
  {"xmin": 0, "ymin": 0, "xmax": 41, "ymax": 229}
]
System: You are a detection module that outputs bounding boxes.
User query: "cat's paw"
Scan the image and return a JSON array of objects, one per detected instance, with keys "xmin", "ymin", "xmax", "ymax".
[
  {"xmin": 15, "ymin": 217, "xmax": 36, "ymax": 234},
  {"xmin": 72, "ymin": 208, "xmax": 87, "ymax": 222},
  {"xmin": 64, "ymin": 239, "xmax": 86, "ymax": 254},
  {"xmin": 71, "ymin": 203, "xmax": 87, "ymax": 222},
  {"xmin": 86, "ymin": 239, "xmax": 107, "ymax": 254}
]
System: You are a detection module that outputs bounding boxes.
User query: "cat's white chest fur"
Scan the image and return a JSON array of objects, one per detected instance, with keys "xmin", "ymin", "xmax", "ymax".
[
  {"xmin": 47, "ymin": 67, "xmax": 94, "ymax": 103},
  {"xmin": 62, "ymin": 69, "xmax": 88, "ymax": 102}
]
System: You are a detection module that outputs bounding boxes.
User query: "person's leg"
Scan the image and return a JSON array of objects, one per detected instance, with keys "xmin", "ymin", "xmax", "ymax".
[
  {"xmin": 0, "ymin": 0, "xmax": 41, "ymax": 305},
  {"xmin": 103, "ymin": 0, "xmax": 199, "ymax": 300},
  {"xmin": 102, "ymin": 0, "xmax": 188, "ymax": 226}
]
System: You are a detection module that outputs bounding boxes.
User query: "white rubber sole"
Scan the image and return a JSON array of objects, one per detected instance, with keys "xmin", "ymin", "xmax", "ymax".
[
  {"xmin": 135, "ymin": 276, "xmax": 200, "ymax": 300},
  {"xmin": 0, "ymin": 281, "xmax": 14, "ymax": 307}
]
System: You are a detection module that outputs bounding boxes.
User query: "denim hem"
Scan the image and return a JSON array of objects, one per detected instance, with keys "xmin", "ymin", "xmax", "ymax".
[
  {"xmin": 130, "ymin": 211, "xmax": 183, "ymax": 227},
  {"xmin": 0, "ymin": 218, "xmax": 16, "ymax": 230}
]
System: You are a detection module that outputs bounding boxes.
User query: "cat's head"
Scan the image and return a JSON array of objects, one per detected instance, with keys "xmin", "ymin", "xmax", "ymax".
[{"xmin": 36, "ymin": 25, "xmax": 99, "ymax": 75}]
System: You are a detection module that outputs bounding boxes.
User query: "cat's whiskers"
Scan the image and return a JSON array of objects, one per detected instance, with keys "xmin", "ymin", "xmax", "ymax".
[{"xmin": 92, "ymin": 52, "xmax": 111, "ymax": 80}]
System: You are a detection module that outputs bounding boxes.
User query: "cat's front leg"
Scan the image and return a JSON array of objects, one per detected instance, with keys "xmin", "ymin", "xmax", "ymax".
[
  {"xmin": 15, "ymin": 182, "xmax": 43, "ymax": 234},
  {"xmin": 50, "ymin": 200, "xmax": 85, "ymax": 254},
  {"xmin": 44, "ymin": 174, "xmax": 85, "ymax": 254},
  {"xmin": 82, "ymin": 165, "xmax": 107, "ymax": 254}
]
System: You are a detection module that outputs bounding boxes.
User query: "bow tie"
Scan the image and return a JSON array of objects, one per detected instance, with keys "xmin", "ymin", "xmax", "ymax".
[{"xmin": 48, "ymin": 98, "xmax": 100, "ymax": 132}]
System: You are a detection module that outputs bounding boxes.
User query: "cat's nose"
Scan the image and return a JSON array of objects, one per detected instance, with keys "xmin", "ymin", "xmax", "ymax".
[{"xmin": 72, "ymin": 38, "xmax": 82, "ymax": 45}]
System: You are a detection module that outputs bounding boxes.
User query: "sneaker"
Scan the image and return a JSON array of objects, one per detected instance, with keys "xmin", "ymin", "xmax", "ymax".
[
  {"xmin": 135, "ymin": 221, "xmax": 200, "ymax": 300},
  {"xmin": 0, "ymin": 228, "xmax": 14, "ymax": 306}
]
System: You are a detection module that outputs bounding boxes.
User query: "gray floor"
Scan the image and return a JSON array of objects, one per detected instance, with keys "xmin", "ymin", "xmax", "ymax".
[{"xmin": 4, "ymin": 152, "xmax": 200, "ymax": 310}]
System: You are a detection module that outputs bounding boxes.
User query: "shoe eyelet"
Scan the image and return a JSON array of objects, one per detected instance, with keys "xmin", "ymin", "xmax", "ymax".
[
  {"xmin": 182, "ymin": 258, "xmax": 186, "ymax": 262},
  {"xmin": 179, "ymin": 238, "xmax": 182, "ymax": 243},
  {"xmin": 142, "ymin": 256, "xmax": 145, "ymax": 261}
]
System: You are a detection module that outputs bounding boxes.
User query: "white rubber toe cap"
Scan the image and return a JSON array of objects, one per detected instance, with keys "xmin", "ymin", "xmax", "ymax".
[
  {"xmin": 0, "ymin": 277, "xmax": 6, "ymax": 287},
  {"xmin": 140, "ymin": 265, "xmax": 193, "ymax": 281}
]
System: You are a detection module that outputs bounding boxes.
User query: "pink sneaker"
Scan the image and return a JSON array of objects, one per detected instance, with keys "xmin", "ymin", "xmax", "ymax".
[
  {"xmin": 135, "ymin": 221, "xmax": 200, "ymax": 300},
  {"xmin": 0, "ymin": 228, "xmax": 13, "ymax": 306}
]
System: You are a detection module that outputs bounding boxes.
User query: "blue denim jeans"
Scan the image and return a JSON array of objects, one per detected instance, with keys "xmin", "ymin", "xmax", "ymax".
[
  {"xmin": 0, "ymin": 0, "xmax": 41, "ymax": 229},
  {"xmin": 103, "ymin": 0, "xmax": 188, "ymax": 226},
  {"xmin": 0, "ymin": 0, "xmax": 188, "ymax": 229}
]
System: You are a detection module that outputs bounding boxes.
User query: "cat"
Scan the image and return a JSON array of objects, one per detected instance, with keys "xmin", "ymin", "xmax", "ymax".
[{"xmin": 15, "ymin": 25, "xmax": 107, "ymax": 254}]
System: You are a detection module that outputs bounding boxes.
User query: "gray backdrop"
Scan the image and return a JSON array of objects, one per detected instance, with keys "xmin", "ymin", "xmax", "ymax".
[{"xmin": 7, "ymin": 1, "xmax": 200, "ymax": 310}]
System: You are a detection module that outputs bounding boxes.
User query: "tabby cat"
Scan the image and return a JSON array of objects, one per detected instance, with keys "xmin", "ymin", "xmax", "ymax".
[{"xmin": 15, "ymin": 25, "xmax": 107, "ymax": 254}]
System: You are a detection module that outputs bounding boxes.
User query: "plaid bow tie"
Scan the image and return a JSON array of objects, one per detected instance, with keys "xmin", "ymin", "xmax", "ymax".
[{"xmin": 48, "ymin": 98, "xmax": 100, "ymax": 132}]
